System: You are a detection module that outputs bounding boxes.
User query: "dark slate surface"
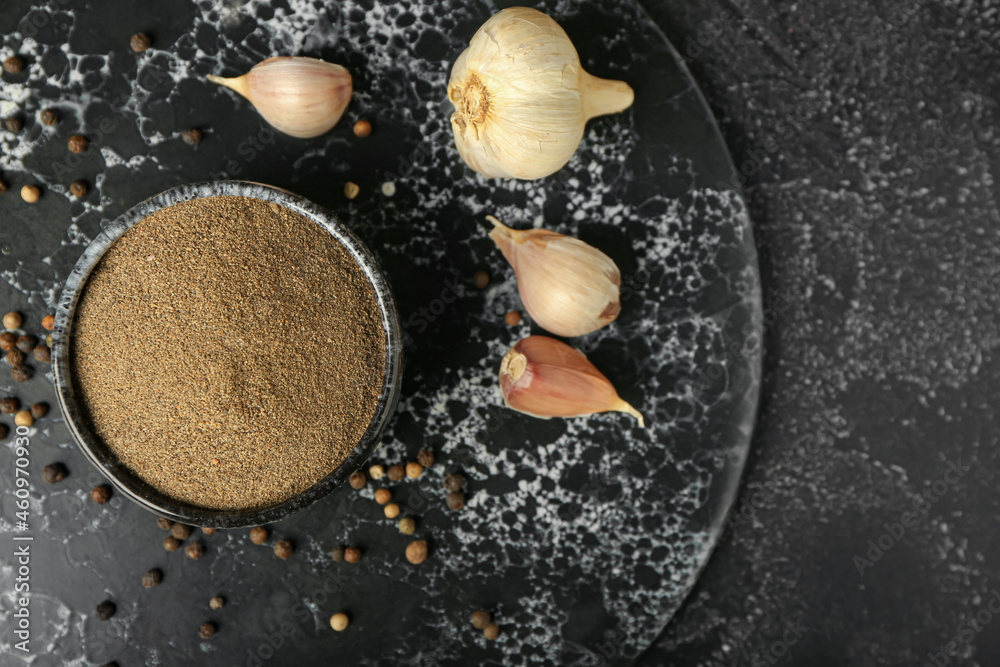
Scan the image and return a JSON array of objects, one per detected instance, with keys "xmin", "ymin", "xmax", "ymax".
[
  {"xmin": 636, "ymin": 0, "xmax": 1000, "ymax": 666},
  {"xmin": 0, "ymin": 0, "xmax": 997, "ymax": 665},
  {"xmin": 0, "ymin": 1, "xmax": 764, "ymax": 666}
]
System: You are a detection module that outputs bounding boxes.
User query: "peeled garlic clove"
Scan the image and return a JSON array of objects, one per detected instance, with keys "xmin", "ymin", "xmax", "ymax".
[
  {"xmin": 499, "ymin": 336, "xmax": 644, "ymax": 426},
  {"xmin": 488, "ymin": 215, "xmax": 620, "ymax": 337},
  {"xmin": 208, "ymin": 57, "xmax": 352, "ymax": 139},
  {"xmin": 448, "ymin": 7, "xmax": 634, "ymax": 180}
]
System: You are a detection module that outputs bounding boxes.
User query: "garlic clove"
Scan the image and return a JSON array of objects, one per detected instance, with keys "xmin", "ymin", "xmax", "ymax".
[
  {"xmin": 499, "ymin": 336, "xmax": 644, "ymax": 426},
  {"xmin": 488, "ymin": 215, "xmax": 621, "ymax": 337},
  {"xmin": 448, "ymin": 7, "xmax": 634, "ymax": 180},
  {"xmin": 208, "ymin": 57, "xmax": 352, "ymax": 139}
]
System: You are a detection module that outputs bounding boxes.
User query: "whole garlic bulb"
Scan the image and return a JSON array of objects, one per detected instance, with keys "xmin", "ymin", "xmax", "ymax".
[
  {"xmin": 448, "ymin": 7, "xmax": 634, "ymax": 180},
  {"xmin": 208, "ymin": 57, "xmax": 352, "ymax": 138},
  {"xmin": 488, "ymin": 215, "xmax": 621, "ymax": 337}
]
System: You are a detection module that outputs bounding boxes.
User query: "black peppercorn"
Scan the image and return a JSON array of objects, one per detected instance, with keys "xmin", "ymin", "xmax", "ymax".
[
  {"xmin": 11, "ymin": 366, "xmax": 31, "ymax": 382},
  {"xmin": 163, "ymin": 536, "xmax": 182, "ymax": 551},
  {"xmin": 5, "ymin": 116, "xmax": 23, "ymax": 134},
  {"xmin": 473, "ymin": 270, "xmax": 490, "ymax": 289},
  {"xmin": 171, "ymin": 523, "xmax": 193, "ymax": 540},
  {"xmin": 387, "ymin": 464, "xmax": 405, "ymax": 482},
  {"xmin": 471, "ymin": 610, "xmax": 491, "ymax": 629},
  {"xmin": 42, "ymin": 463, "xmax": 67, "ymax": 484},
  {"xmin": 181, "ymin": 128, "xmax": 202, "ymax": 145},
  {"xmin": 6, "ymin": 347, "xmax": 25, "ymax": 366},
  {"xmin": 32, "ymin": 345, "xmax": 50, "ymax": 363},
  {"xmin": 444, "ymin": 473, "xmax": 464, "ymax": 492},
  {"xmin": 67, "ymin": 134, "xmax": 88, "ymax": 154},
  {"xmin": 15, "ymin": 335, "xmax": 36, "ymax": 354},
  {"xmin": 0, "ymin": 424, "xmax": 8, "ymax": 440},
  {"xmin": 3, "ymin": 311, "xmax": 22, "ymax": 329},
  {"xmin": 0, "ymin": 332, "xmax": 16, "ymax": 351},
  {"xmin": 0, "ymin": 178, "xmax": 6, "ymax": 194},
  {"xmin": 95, "ymin": 600, "xmax": 116, "ymax": 621},
  {"xmin": 142, "ymin": 569, "xmax": 162, "ymax": 588},
  {"xmin": 40, "ymin": 108, "xmax": 59, "ymax": 126},
  {"xmin": 446, "ymin": 491, "xmax": 465, "ymax": 511},
  {"xmin": 417, "ymin": 449, "xmax": 434, "ymax": 467},
  {"xmin": 0, "ymin": 397, "xmax": 18, "ymax": 414},
  {"xmin": 70, "ymin": 180, "xmax": 88, "ymax": 198},
  {"xmin": 348, "ymin": 471, "xmax": 366, "ymax": 490},
  {"xmin": 91, "ymin": 484, "xmax": 111, "ymax": 504},
  {"xmin": 3, "ymin": 55, "xmax": 24, "ymax": 74},
  {"xmin": 157, "ymin": 517, "xmax": 173, "ymax": 531},
  {"xmin": 185, "ymin": 541, "xmax": 205, "ymax": 560},
  {"xmin": 274, "ymin": 540, "xmax": 293, "ymax": 559},
  {"xmin": 130, "ymin": 33, "xmax": 152, "ymax": 52},
  {"xmin": 30, "ymin": 402, "xmax": 48, "ymax": 419},
  {"xmin": 198, "ymin": 621, "xmax": 216, "ymax": 639}
]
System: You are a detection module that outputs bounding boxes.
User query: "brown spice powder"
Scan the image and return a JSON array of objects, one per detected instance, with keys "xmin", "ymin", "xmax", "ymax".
[{"xmin": 71, "ymin": 195, "xmax": 386, "ymax": 510}]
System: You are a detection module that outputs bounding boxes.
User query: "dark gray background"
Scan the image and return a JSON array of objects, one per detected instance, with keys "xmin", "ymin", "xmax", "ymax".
[{"xmin": 640, "ymin": 0, "xmax": 1000, "ymax": 665}]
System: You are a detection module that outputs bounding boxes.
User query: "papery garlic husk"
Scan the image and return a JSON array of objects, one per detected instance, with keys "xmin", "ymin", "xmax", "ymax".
[
  {"xmin": 208, "ymin": 57, "xmax": 352, "ymax": 138},
  {"xmin": 448, "ymin": 7, "xmax": 634, "ymax": 180},
  {"xmin": 488, "ymin": 215, "xmax": 620, "ymax": 337},
  {"xmin": 499, "ymin": 336, "xmax": 644, "ymax": 426}
]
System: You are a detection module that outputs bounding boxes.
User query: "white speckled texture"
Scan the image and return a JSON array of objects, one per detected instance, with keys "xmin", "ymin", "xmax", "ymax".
[{"xmin": 0, "ymin": 0, "xmax": 760, "ymax": 665}]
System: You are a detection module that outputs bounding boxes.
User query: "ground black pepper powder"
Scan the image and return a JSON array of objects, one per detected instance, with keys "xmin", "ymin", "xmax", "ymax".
[{"xmin": 71, "ymin": 196, "xmax": 387, "ymax": 510}]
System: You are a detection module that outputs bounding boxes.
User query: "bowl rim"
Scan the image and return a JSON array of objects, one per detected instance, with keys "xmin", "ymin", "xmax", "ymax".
[{"xmin": 51, "ymin": 180, "xmax": 403, "ymax": 528}]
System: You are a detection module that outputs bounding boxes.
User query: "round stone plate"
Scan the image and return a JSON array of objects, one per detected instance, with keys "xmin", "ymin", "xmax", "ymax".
[{"xmin": 0, "ymin": 0, "xmax": 761, "ymax": 665}]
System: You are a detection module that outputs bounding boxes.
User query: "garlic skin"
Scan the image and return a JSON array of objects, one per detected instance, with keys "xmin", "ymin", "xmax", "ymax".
[
  {"xmin": 208, "ymin": 57, "xmax": 352, "ymax": 139},
  {"xmin": 448, "ymin": 7, "xmax": 634, "ymax": 180},
  {"xmin": 488, "ymin": 215, "xmax": 621, "ymax": 337},
  {"xmin": 499, "ymin": 336, "xmax": 644, "ymax": 426}
]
